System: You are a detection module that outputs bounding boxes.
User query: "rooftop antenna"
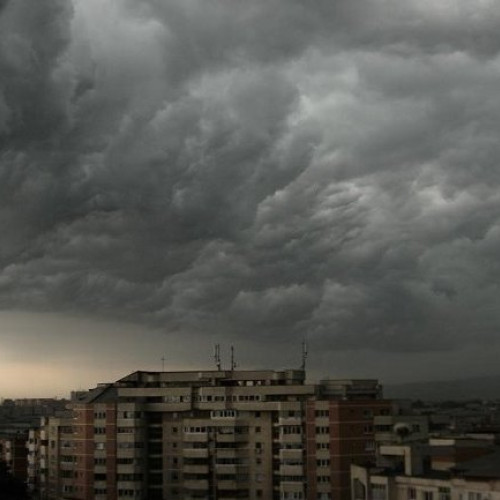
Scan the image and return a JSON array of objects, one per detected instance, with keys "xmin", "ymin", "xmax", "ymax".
[
  {"xmin": 214, "ymin": 344, "xmax": 221, "ymax": 371},
  {"xmin": 231, "ymin": 345, "xmax": 237, "ymax": 371},
  {"xmin": 161, "ymin": 356, "xmax": 165, "ymax": 372},
  {"xmin": 300, "ymin": 340, "xmax": 308, "ymax": 371}
]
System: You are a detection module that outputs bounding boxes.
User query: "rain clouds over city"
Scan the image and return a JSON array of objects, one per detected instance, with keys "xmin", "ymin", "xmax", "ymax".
[{"xmin": 2, "ymin": 0, "xmax": 500, "ymax": 393}]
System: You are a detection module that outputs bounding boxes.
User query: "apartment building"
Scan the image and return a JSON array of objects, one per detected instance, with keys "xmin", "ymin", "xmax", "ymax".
[
  {"xmin": 38, "ymin": 414, "xmax": 77, "ymax": 499},
  {"xmin": 39, "ymin": 369, "xmax": 391, "ymax": 500},
  {"xmin": 351, "ymin": 438, "xmax": 500, "ymax": 500},
  {"xmin": 27, "ymin": 427, "xmax": 42, "ymax": 495},
  {"xmin": 0, "ymin": 432, "xmax": 28, "ymax": 481}
]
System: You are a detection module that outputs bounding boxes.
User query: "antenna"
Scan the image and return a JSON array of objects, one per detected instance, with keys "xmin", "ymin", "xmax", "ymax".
[
  {"xmin": 300, "ymin": 340, "xmax": 308, "ymax": 371},
  {"xmin": 231, "ymin": 345, "xmax": 237, "ymax": 371},
  {"xmin": 214, "ymin": 344, "xmax": 221, "ymax": 371},
  {"xmin": 161, "ymin": 356, "xmax": 165, "ymax": 372}
]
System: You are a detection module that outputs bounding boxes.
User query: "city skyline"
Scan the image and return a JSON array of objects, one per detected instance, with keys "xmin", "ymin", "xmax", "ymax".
[{"xmin": 3, "ymin": 0, "xmax": 500, "ymax": 397}]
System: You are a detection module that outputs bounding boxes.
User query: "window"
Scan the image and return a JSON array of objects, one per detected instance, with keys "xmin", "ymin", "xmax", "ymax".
[
  {"xmin": 371, "ymin": 484, "xmax": 386, "ymax": 500},
  {"xmin": 121, "ymin": 411, "xmax": 142, "ymax": 419},
  {"xmin": 365, "ymin": 441, "xmax": 375, "ymax": 451},
  {"xmin": 316, "ymin": 442, "xmax": 330, "ymax": 450},
  {"xmin": 316, "ymin": 426, "xmax": 329, "ymax": 434},
  {"xmin": 439, "ymin": 488, "xmax": 450, "ymax": 500},
  {"xmin": 408, "ymin": 487, "xmax": 417, "ymax": 500},
  {"xmin": 317, "ymin": 459, "xmax": 330, "ymax": 467},
  {"xmin": 315, "ymin": 410, "xmax": 329, "ymax": 417},
  {"xmin": 281, "ymin": 492, "xmax": 304, "ymax": 499},
  {"xmin": 353, "ymin": 479, "xmax": 366, "ymax": 500},
  {"xmin": 117, "ymin": 442, "xmax": 144, "ymax": 449},
  {"xmin": 282, "ymin": 426, "xmax": 302, "ymax": 435},
  {"xmin": 117, "ymin": 490, "xmax": 141, "ymax": 497},
  {"xmin": 317, "ymin": 475, "xmax": 330, "ymax": 483},
  {"xmin": 117, "ymin": 427, "xmax": 135, "ymax": 434},
  {"xmin": 117, "ymin": 473, "xmax": 143, "ymax": 481},
  {"xmin": 211, "ymin": 410, "xmax": 238, "ymax": 418},
  {"xmin": 423, "ymin": 492, "xmax": 433, "ymax": 500}
]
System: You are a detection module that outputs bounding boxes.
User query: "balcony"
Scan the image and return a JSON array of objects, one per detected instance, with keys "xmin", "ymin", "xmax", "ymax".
[
  {"xmin": 184, "ymin": 433, "xmax": 209, "ymax": 443},
  {"xmin": 215, "ymin": 448, "xmax": 249, "ymax": 459},
  {"xmin": 183, "ymin": 448, "xmax": 209, "ymax": 459},
  {"xmin": 216, "ymin": 433, "xmax": 248, "ymax": 443},
  {"xmin": 217, "ymin": 479, "xmax": 249, "ymax": 490},
  {"xmin": 276, "ymin": 417, "xmax": 302, "ymax": 426},
  {"xmin": 277, "ymin": 434, "xmax": 303, "ymax": 445},
  {"xmin": 279, "ymin": 482, "xmax": 305, "ymax": 493},
  {"xmin": 215, "ymin": 464, "xmax": 247, "ymax": 475},
  {"xmin": 145, "ymin": 402, "xmax": 192, "ymax": 412},
  {"xmin": 184, "ymin": 479, "xmax": 209, "ymax": 490},
  {"xmin": 116, "ymin": 418, "xmax": 143, "ymax": 428},
  {"xmin": 183, "ymin": 464, "xmax": 210, "ymax": 474},
  {"xmin": 279, "ymin": 448, "xmax": 303, "ymax": 461},
  {"xmin": 279, "ymin": 464, "xmax": 303, "ymax": 476}
]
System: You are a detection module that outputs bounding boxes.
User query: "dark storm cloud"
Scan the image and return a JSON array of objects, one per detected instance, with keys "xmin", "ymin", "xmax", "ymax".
[{"xmin": 2, "ymin": 0, "xmax": 500, "ymax": 357}]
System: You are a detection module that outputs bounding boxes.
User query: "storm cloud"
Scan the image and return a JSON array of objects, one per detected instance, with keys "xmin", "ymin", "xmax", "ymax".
[{"xmin": 2, "ymin": 0, "xmax": 500, "ymax": 364}]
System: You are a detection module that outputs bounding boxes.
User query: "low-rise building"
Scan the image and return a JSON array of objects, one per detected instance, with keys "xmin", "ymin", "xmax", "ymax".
[{"xmin": 351, "ymin": 438, "xmax": 500, "ymax": 500}]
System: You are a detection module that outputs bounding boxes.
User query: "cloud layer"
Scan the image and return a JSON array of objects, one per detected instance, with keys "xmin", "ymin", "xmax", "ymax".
[{"xmin": 2, "ymin": 0, "xmax": 500, "ymax": 359}]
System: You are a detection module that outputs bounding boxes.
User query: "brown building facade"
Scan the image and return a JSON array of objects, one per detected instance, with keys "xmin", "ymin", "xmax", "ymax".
[{"xmin": 39, "ymin": 370, "xmax": 391, "ymax": 500}]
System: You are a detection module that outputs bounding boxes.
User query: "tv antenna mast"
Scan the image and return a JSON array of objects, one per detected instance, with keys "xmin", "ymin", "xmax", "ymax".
[
  {"xmin": 231, "ymin": 345, "xmax": 237, "ymax": 371},
  {"xmin": 300, "ymin": 340, "xmax": 308, "ymax": 371},
  {"xmin": 214, "ymin": 344, "xmax": 221, "ymax": 371}
]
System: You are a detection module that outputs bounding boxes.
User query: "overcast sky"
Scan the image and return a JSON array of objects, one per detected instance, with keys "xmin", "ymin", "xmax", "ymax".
[{"xmin": 2, "ymin": 0, "xmax": 500, "ymax": 397}]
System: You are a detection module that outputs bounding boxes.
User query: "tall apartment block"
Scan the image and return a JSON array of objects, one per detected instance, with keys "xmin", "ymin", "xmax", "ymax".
[
  {"xmin": 0, "ymin": 432, "xmax": 28, "ymax": 482},
  {"xmin": 38, "ymin": 414, "xmax": 76, "ymax": 499},
  {"xmin": 41, "ymin": 369, "xmax": 391, "ymax": 500}
]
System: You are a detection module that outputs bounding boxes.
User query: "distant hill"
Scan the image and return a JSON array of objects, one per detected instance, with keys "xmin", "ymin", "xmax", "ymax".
[{"xmin": 384, "ymin": 375, "xmax": 500, "ymax": 401}]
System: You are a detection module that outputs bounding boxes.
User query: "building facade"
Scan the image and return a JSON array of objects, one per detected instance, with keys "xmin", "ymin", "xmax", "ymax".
[
  {"xmin": 351, "ymin": 440, "xmax": 500, "ymax": 500},
  {"xmin": 38, "ymin": 369, "xmax": 391, "ymax": 500}
]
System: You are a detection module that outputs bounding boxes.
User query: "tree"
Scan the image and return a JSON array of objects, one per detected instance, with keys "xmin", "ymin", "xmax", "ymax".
[{"xmin": 0, "ymin": 460, "xmax": 30, "ymax": 499}]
